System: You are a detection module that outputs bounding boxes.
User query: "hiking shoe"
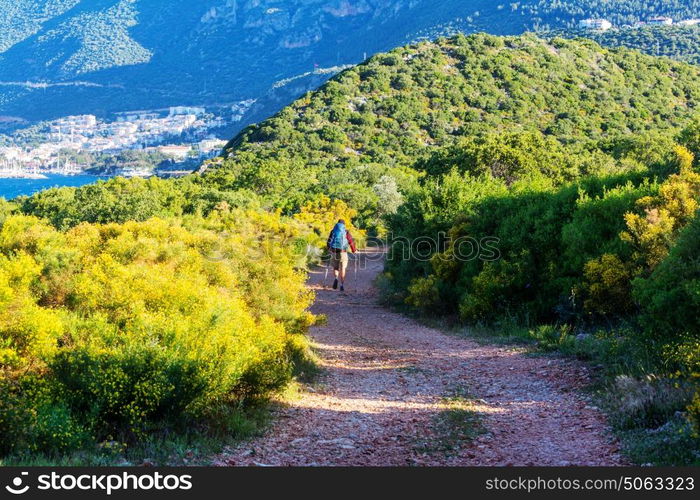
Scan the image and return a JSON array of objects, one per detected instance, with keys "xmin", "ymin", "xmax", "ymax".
[
  {"xmin": 340, "ymin": 284, "xmax": 345, "ymax": 292},
  {"xmin": 332, "ymin": 279, "xmax": 338, "ymax": 290}
]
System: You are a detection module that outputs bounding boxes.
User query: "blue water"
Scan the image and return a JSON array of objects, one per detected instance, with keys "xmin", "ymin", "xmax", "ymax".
[{"xmin": 0, "ymin": 174, "xmax": 111, "ymax": 199}]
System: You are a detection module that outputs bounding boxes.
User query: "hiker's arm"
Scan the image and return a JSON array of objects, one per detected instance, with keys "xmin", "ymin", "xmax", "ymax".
[
  {"xmin": 346, "ymin": 231, "xmax": 357, "ymax": 253},
  {"xmin": 326, "ymin": 231, "xmax": 333, "ymax": 249}
]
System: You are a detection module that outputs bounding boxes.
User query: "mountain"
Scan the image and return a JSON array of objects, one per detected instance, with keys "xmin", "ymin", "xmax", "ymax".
[
  {"xmin": 204, "ymin": 32, "xmax": 700, "ymax": 224},
  {"xmin": 2, "ymin": 0, "xmax": 700, "ymax": 131},
  {"xmin": 23, "ymin": 31, "xmax": 700, "ymax": 228}
]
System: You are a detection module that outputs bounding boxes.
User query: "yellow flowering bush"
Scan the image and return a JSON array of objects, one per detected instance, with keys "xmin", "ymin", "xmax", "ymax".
[
  {"xmin": 0, "ymin": 211, "xmax": 315, "ymax": 454},
  {"xmin": 582, "ymin": 254, "xmax": 634, "ymax": 315},
  {"xmin": 582, "ymin": 147, "xmax": 700, "ymax": 316}
]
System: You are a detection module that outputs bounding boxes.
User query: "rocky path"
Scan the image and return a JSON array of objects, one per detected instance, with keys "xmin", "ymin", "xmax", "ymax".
[{"xmin": 215, "ymin": 249, "xmax": 624, "ymax": 466}]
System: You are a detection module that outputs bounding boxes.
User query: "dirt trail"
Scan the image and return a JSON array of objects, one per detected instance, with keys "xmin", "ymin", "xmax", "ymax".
[{"xmin": 216, "ymin": 248, "xmax": 624, "ymax": 466}]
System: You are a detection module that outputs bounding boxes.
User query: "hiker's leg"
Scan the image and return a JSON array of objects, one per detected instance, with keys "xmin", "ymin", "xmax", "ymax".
[
  {"xmin": 331, "ymin": 252, "xmax": 341, "ymax": 279},
  {"xmin": 339, "ymin": 253, "xmax": 349, "ymax": 283},
  {"xmin": 331, "ymin": 252, "xmax": 340, "ymax": 288}
]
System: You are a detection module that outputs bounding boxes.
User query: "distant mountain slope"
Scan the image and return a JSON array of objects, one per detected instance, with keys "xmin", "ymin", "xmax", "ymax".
[
  {"xmin": 221, "ymin": 33, "xmax": 700, "ymax": 168},
  {"xmin": 512, "ymin": 1, "xmax": 700, "ymax": 28},
  {"xmin": 2, "ymin": 1, "xmax": 700, "ymax": 128},
  {"xmin": 0, "ymin": 0, "xmax": 484, "ymax": 122},
  {"xmin": 552, "ymin": 25, "xmax": 700, "ymax": 65}
]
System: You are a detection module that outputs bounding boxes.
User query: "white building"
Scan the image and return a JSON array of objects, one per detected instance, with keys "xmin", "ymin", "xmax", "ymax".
[
  {"xmin": 170, "ymin": 114, "xmax": 197, "ymax": 127},
  {"xmin": 158, "ymin": 145, "xmax": 192, "ymax": 159},
  {"xmin": 169, "ymin": 106, "xmax": 206, "ymax": 117},
  {"xmin": 58, "ymin": 115, "xmax": 97, "ymax": 128},
  {"xmin": 647, "ymin": 16, "xmax": 674, "ymax": 26},
  {"xmin": 29, "ymin": 144, "xmax": 60, "ymax": 160},
  {"xmin": 579, "ymin": 18, "xmax": 613, "ymax": 31},
  {"xmin": 88, "ymin": 138, "xmax": 117, "ymax": 151},
  {"xmin": 0, "ymin": 147, "xmax": 23, "ymax": 161},
  {"xmin": 118, "ymin": 112, "xmax": 160, "ymax": 122},
  {"xmin": 108, "ymin": 123, "xmax": 139, "ymax": 136},
  {"xmin": 197, "ymin": 139, "xmax": 226, "ymax": 155},
  {"xmin": 678, "ymin": 19, "xmax": 700, "ymax": 27}
]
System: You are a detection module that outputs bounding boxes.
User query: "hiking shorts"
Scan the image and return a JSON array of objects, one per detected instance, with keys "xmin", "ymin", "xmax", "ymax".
[{"xmin": 330, "ymin": 249, "xmax": 349, "ymax": 272}]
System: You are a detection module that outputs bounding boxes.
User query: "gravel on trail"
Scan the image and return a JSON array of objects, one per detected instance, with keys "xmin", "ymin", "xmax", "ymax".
[{"xmin": 215, "ymin": 249, "xmax": 625, "ymax": 466}]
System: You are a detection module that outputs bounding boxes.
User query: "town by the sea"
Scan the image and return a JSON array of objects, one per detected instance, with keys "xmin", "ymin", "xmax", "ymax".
[{"xmin": 0, "ymin": 173, "xmax": 111, "ymax": 199}]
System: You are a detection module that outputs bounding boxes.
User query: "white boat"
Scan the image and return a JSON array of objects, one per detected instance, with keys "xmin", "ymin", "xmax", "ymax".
[
  {"xmin": 0, "ymin": 158, "xmax": 49, "ymax": 179},
  {"xmin": 120, "ymin": 168, "xmax": 153, "ymax": 178},
  {"xmin": 0, "ymin": 167, "xmax": 48, "ymax": 179}
]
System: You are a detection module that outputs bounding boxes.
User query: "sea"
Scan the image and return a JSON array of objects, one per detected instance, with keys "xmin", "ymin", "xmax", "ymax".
[{"xmin": 0, "ymin": 173, "xmax": 111, "ymax": 200}]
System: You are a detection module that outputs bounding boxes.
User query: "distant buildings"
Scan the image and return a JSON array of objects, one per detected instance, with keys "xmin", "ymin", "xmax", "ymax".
[
  {"xmin": 115, "ymin": 111, "xmax": 160, "ymax": 122},
  {"xmin": 54, "ymin": 115, "xmax": 97, "ymax": 128},
  {"xmin": 579, "ymin": 18, "xmax": 613, "ymax": 31},
  {"xmin": 0, "ymin": 146, "xmax": 22, "ymax": 161},
  {"xmin": 634, "ymin": 17, "xmax": 700, "ymax": 28},
  {"xmin": 197, "ymin": 139, "xmax": 227, "ymax": 157},
  {"xmin": 647, "ymin": 16, "xmax": 674, "ymax": 26},
  {"xmin": 2, "ymin": 105, "xmax": 229, "ymax": 174},
  {"xmin": 108, "ymin": 123, "xmax": 139, "ymax": 137},
  {"xmin": 169, "ymin": 106, "xmax": 206, "ymax": 117},
  {"xmin": 157, "ymin": 145, "xmax": 192, "ymax": 159}
]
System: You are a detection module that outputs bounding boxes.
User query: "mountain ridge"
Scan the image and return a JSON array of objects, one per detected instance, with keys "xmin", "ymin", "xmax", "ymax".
[{"xmin": 3, "ymin": 0, "xmax": 700, "ymax": 129}]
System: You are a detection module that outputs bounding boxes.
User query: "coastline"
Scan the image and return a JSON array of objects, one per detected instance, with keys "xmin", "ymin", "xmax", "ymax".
[
  {"xmin": 0, "ymin": 172, "xmax": 113, "ymax": 199},
  {"xmin": 0, "ymin": 171, "xmax": 49, "ymax": 179}
]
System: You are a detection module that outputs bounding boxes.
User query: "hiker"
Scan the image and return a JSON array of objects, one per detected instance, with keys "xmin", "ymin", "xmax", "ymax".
[{"xmin": 327, "ymin": 219, "xmax": 357, "ymax": 292}]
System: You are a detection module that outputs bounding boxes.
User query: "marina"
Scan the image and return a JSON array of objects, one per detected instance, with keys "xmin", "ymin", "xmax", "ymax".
[{"xmin": 0, "ymin": 173, "xmax": 111, "ymax": 199}]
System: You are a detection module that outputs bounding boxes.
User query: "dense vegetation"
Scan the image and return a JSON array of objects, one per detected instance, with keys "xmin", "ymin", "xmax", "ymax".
[
  {"xmin": 0, "ymin": 205, "xmax": 325, "ymax": 458},
  {"xmin": 0, "ymin": 160, "xmax": 364, "ymax": 461},
  {"xmin": 519, "ymin": 1, "xmax": 700, "ymax": 29},
  {"xmin": 381, "ymin": 136, "xmax": 700, "ymax": 463},
  {"xmin": 211, "ymin": 33, "xmax": 700, "ymax": 231},
  {"xmin": 5, "ymin": 32, "xmax": 700, "ymax": 464},
  {"xmin": 552, "ymin": 25, "xmax": 700, "ymax": 65}
]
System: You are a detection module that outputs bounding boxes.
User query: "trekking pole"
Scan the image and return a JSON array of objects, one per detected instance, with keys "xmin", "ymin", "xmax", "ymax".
[
  {"xmin": 323, "ymin": 252, "xmax": 330, "ymax": 288},
  {"xmin": 354, "ymin": 251, "xmax": 359, "ymax": 292}
]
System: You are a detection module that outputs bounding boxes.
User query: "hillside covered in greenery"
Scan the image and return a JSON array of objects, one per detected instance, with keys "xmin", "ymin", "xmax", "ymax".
[
  {"xmin": 552, "ymin": 25, "xmax": 700, "ymax": 65},
  {"xmin": 204, "ymin": 33, "xmax": 700, "ymax": 230},
  {"xmin": 212, "ymin": 33, "xmax": 700, "ymax": 464},
  {"xmin": 5, "ymin": 32, "xmax": 700, "ymax": 464}
]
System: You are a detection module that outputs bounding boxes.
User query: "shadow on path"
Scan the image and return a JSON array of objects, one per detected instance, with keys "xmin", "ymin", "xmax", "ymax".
[{"xmin": 215, "ymin": 249, "xmax": 624, "ymax": 466}]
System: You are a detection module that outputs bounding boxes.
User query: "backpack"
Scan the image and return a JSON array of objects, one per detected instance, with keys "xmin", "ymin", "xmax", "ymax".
[{"xmin": 329, "ymin": 223, "xmax": 348, "ymax": 250}]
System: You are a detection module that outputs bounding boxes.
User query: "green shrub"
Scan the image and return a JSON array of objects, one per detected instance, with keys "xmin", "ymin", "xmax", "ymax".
[
  {"xmin": 528, "ymin": 325, "xmax": 575, "ymax": 352},
  {"xmin": 688, "ymin": 392, "xmax": 700, "ymax": 437},
  {"xmin": 634, "ymin": 214, "xmax": 700, "ymax": 341},
  {"xmin": 51, "ymin": 348, "xmax": 209, "ymax": 437},
  {"xmin": 31, "ymin": 398, "xmax": 90, "ymax": 454},
  {"xmin": 602, "ymin": 375, "xmax": 696, "ymax": 430},
  {"xmin": 0, "ymin": 376, "xmax": 89, "ymax": 455},
  {"xmin": 0, "ymin": 379, "xmax": 31, "ymax": 455},
  {"xmin": 582, "ymin": 254, "xmax": 634, "ymax": 316}
]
